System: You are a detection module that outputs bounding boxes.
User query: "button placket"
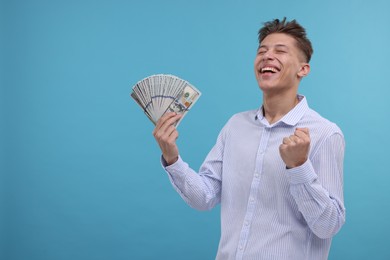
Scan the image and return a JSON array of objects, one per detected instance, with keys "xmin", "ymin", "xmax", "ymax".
[{"xmin": 235, "ymin": 127, "xmax": 271, "ymax": 260}]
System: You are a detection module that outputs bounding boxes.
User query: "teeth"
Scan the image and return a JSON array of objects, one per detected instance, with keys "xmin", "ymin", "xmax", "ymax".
[{"xmin": 261, "ymin": 67, "xmax": 278, "ymax": 73}]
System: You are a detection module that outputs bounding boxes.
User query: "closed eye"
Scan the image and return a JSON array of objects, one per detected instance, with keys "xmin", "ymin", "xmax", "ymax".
[{"xmin": 257, "ymin": 46, "xmax": 267, "ymax": 55}]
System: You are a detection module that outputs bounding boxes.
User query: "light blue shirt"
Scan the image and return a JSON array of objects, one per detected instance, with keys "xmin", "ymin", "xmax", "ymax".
[{"xmin": 163, "ymin": 95, "xmax": 345, "ymax": 260}]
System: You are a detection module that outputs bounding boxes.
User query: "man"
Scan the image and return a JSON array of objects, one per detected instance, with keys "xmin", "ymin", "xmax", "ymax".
[{"xmin": 153, "ymin": 18, "xmax": 345, "ymax": 260}]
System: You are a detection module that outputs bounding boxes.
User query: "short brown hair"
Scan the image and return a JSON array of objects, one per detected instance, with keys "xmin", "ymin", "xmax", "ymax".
[{"xmin": 258, "ymin": 18, "xmax": 313, "ymax": 62}]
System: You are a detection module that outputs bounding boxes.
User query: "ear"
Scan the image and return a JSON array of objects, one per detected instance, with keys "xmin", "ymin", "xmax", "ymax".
[{"xmin": 297, "ymin": 63, "xmax": 310, "ymax": 78}]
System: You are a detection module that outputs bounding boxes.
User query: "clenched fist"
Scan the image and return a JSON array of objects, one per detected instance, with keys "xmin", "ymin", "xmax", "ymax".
[{"xmin": 279, "ymin": 128, "xmax": 310, "ymax": 169}]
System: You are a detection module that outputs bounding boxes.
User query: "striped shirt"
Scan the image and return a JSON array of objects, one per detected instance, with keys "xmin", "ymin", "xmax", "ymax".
[{"xmin": 163, "ymin": 95, "xmax": 345, "ymax": 260}]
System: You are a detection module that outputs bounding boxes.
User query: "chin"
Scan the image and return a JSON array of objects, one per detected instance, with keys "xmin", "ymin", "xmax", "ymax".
[
  {"xmin": 258, "ymin": 84, "xmax": 273, "ymax": 92},
  {"xmin": 258, "ymin": 80, "xmax": 276, "ymax": 89}
]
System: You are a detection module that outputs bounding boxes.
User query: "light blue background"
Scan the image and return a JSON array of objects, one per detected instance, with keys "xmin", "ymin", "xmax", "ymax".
[{"xmin": 1, "ymin": 0, "xmax": 389, "ymax": 259}]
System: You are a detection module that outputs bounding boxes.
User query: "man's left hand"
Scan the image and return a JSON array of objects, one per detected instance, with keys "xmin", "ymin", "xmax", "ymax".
[{"xmin": 279, "ymin": 128, "xmax": 310, "ymax": 168}]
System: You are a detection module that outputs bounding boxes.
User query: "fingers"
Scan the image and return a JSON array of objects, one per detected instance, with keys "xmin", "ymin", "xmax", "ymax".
[
  {"xmin": 282, "ymin": 128, "xmax": 310, "ymax": 144},
  {"xmin": 294, "ymin": 128, "xmax": 310, "ymax": 143},
  {"xmin": 155, "ymin": 112, "xmax": 176, "ymax": 127},
  {"xmin": 167, "ymin": 127, "xmax": 179, "ymax": 143},
  {"xmin": 279, "ymin": 143, "xmax": 288, "ymax": 150},
  {"xmin": 153, "ymin": 112, "xmax": 182, "ymax": 150},
  {"xmin": 296, "ymin": 127, "xmax": 309, "ymax": 136},
  {"xmin": 153, "ymin": 112, "xmax": 181, "ymax": 136},
  {"xmin": 154, "ymin": 112, "xmax": 179, "ymax": 129},
  {"xmin": 282, "ymin": 135, "xmax": 300, "ymax": 145},
  {"xmin": 279, "ymin": 128, "xmax": 311, "ymax": 168},
  {"xmin": 164, "ymin": 124, "xmax": 179, "ymax": 141},
  {"xmin": 282, "ymin": 136, "xmax": 294, "ymax": 145},
  {"xmin": 281, "ymin": 128, "xmax": 311, "ymax": 158}
]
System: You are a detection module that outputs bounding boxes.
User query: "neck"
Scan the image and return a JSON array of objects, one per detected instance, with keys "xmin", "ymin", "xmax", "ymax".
[{"xmin": 262, "ymin": 91, "xmax": 299, "ymax": 124}]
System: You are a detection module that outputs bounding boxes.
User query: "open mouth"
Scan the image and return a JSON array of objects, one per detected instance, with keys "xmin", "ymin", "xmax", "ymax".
[{"xmin": 260, "ymin": 66, "xmax": 280, "ymax": 74}]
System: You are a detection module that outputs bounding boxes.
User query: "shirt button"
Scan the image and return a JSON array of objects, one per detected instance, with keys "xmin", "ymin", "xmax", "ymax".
[
  {"xmin": 239, "ymin": 246, "xmax": 243, "ymax": 250},
  {"xmin": 250, "ymin": 198, "xmax": 255, "ymax": 202},
  {"xmin": 245, "ymin": 221, "xmax": 249, "ymax": 226},
  {"xmin": 254, "ymin": 174, "xmax": 259, "ymax": 178}
]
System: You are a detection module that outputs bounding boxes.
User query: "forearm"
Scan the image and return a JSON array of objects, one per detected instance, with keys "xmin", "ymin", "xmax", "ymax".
[
  {"xmin": 287, "ymin": 160, "xmax": 345, "ymax": 239},
  {"xmin": 163, "ymin": 156, "xmax": 221, "ymax": 211}
]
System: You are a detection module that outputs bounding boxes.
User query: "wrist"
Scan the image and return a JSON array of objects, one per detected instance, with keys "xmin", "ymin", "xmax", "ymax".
[
  {"xmin": 164, "ymin": 156, "xmax": 178, "ymax": 166},
  {"xmin": 286, "ymin": 159, "xmax": 307, "ymax": 169}
]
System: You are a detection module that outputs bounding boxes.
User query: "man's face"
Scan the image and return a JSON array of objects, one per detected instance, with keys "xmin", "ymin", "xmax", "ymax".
[{"xmin": 254, "ymin": 33, "xmax": 309, "ymax": 93}]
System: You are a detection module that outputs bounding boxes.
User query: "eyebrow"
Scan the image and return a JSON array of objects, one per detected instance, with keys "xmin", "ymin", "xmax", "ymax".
[{"xmin": 258, "ymin": 44, "xmax": 289, "ymax": 50}]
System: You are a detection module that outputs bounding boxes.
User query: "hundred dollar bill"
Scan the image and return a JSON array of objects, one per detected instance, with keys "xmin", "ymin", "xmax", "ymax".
[{"xmin": 164, "ymin": 84, "xmax": 201, "ymax": 126}]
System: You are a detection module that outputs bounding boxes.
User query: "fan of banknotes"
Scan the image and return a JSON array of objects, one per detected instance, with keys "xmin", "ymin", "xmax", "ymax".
[{"xmin": 130, "ymin": 74, "xmax": 201, "ymax": 126}]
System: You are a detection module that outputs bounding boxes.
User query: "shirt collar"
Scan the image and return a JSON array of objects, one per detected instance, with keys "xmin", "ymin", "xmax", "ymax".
[{"xmin": 255, "ymin": 95, "xmax": 308, "ymax": 127}]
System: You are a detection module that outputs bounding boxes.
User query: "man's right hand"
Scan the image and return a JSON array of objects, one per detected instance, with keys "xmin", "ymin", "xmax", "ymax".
[{"xmin": 153, "ymin": 112, "xmax": 182, "ymax": 165}]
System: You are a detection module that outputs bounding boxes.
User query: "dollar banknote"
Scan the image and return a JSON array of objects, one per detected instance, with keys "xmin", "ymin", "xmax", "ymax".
[
  {"xmin": 130, "ymin": 74, "xmax": 201, "ymax": 126},
  {"xmin": 165, "ymin": 85, "xmax": 201, "ymax": 126}
]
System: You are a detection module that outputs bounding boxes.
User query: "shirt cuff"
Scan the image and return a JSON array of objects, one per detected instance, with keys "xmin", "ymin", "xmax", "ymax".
[
  {"xmin": 286, "ymin": 159, "xmax": 317, "ymax": 185},
  {"xmin": 160, "ymin": 155, "xmax": 187, "ymax": 174}
]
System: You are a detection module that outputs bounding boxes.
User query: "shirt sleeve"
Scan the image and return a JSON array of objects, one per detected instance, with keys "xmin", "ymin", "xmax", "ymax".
[
  {"xmin": 162, "ymin": 126, "xmax": 226, "ymax": 211},
  {"xmin": 286, "ymin": 132, "xmax": 346, "ymax": 239}
]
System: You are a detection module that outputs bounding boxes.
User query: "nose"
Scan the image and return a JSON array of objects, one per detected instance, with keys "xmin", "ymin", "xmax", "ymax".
[{"xmin": 262, "ymin": 51, "xmax": 274, "ymax": 61}]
